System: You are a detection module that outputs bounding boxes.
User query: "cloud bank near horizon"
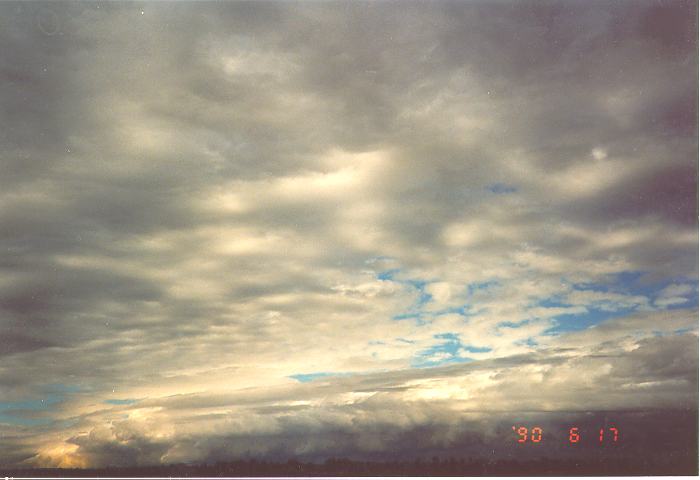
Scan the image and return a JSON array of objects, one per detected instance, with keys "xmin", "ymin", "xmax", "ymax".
[{"xmin": 0, "ymin": 0, "xmax": 697, "ymax": 468}]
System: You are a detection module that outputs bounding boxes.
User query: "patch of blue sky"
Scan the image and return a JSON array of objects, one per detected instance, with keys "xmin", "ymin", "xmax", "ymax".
[
  {"xmin": 534, "ymin": 296, "xmax": 572, "ymax": 308},
  {"xmin": 375, "ymin": 269, "xmax": 431, "ymax": 293},
  {"xmin": 487, "ymin": 183, "xmax": 517, "ymax": 194},
  {"xmin": 572, "ymin": 271, "xmax": 647, "ymax": 293},
  {"xmin": 0, "ymin": 392, "xmax": 64, "ymax": 427},
  {"xmin": 378, "ymin": 268, "xmax": 488, "ymax": 323},
  {"xmin": 398, "ymin": 278, "xmax": 432, "ymax": 306},
  {"xmin": 434, "ymin": 332, "xmax": 460, "ymax": 341},
  {"xmin": 661, "ymin": 286, "xmax": 699, "ymax": 310},
  {"xmin": 377, "ymin": 269, "xmax": 400, "ymax": 281},
  {"xmin": 379, "ymin": 273, "xmax": 437, "ymax": 324},
  {"xmin": 0, "ymin": 394, "xmax": 62, "ymax": 411},
  {"xmin": 393, "ymin": 304, "xmax": 478, "ymax": 325},
  {"xmin": 497, "ymin": 318, "xmax": 531, "ymax": 329},
  {"xmin": 43, "ymin": 383, "xmax": 82, "ymax": 394},
  {"xmin": 105, "ymin": 398, "xmax": 139, "ymax": 405},
  {"xmin": 543, "ymin": 305, "xmax": 639, "ymax": 336},
  {"xmin": 515, "ymin": 337, "xmax": 539, "ymax": 347},
  {"xmin": 651, "ymin": 326, "xmax": 697, "ymax": 338},
  {"xmin": 571, "ymin": 270, "xmax": 697, "ymax": 311},
  {"xmin": 463, "ymin": 345, "xmax": 492, "ymax": 353},
  {"xmin": 0, "ymin": 412, "xmax": 53, "ymax": 427},
  {"xmin": 466, "ymin": 280, "xmax": 500, "ymax": 297},
  {"xmin": 289, "ymin": 372, "xmax": 352, "ymax": 383},
  {"xmin": 404, "ymin": 278, "xmax": 428, "ymax": 288},
  {"xmin": 616, "ymin": 270, "xmax": 658, "ymax": 293},
  {"xmin": 576, "ymin": 270, "xmax": 693, "ymax": 296},
  {"xmin": 417, "ymin": 291, "xmax": 432, "ymax": 308},
  {"xmin": 392, "ymin": 312, "xmax": 423, "ymax": 321},
  {"xmin": 430, "ymin": 305, "xmax": 470, "ymax": 317},
  {"xmin": 411, "ymin": 333, "xmax": 491, "ymax": 368},
  {"xmin": 664, "ymin": 294, "xmax": 698, "ymax": 310},
  {"xmin": 533, "ymin": 273, "xmax": 697, "ymax": 337},
  {"xmin": 412, "ymin": 355, "xmax": 470, "ymax": 368}
]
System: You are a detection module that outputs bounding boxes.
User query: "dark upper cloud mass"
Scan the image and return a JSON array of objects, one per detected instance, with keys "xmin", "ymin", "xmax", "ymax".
[{"xmin": 0, "ymin": 0, "xmax": 696, "ymax": 473}]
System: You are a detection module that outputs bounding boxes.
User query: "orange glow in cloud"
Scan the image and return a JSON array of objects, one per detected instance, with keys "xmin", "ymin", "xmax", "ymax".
[{"xmin": 29, "ymin": 443, "xmax": 87, "ymax": 469}]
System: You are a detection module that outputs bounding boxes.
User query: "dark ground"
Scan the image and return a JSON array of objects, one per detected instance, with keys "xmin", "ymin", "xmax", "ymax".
[{"xmin": 2, "ymin": 454, "xmax": 698, "ymax": 477}]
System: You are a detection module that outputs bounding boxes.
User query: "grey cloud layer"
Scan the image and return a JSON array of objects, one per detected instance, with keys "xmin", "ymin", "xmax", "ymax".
[{"xmin": 0, "ymin": 0, "xmax": 697, "ymax": 468}]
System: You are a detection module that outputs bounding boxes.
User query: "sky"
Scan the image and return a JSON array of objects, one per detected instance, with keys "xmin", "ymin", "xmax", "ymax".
[{"xmin": 0, "ymin": 0, "xmax": 697, "ymax": 470}]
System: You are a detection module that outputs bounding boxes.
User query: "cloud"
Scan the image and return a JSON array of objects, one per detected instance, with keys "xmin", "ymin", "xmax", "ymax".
[
  {"xmin": 654, "ymin": 283, "xmax": 696, "ymax": 308},
  {"xmin": 0, "ymin": 0, "xmax": 696, "ymax": 468},
  {"xmin": 16, "ymin": 313, "xmax": 697, "ymax": 467}
]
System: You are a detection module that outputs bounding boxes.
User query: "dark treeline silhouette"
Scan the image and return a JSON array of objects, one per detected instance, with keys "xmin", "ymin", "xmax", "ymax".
[{"xmin": 2, "ymin": 454, "xmax": 697, "ymax": 477}]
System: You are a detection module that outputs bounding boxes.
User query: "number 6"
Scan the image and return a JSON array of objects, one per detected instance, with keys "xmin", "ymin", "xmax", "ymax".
[{"xmin": 569, "ymin": 427, "xmax": 580, "ymax": 443}]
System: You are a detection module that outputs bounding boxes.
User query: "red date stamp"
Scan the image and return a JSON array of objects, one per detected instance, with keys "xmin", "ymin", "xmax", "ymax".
[{"xmin": 512, "ymin": 426, "xmax": 619, "ymax": 444}]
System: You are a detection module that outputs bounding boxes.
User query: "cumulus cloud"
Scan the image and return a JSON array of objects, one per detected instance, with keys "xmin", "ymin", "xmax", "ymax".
[{"xmin": 0, "ymin": 0, "xmax": 696, "ymax": 469}]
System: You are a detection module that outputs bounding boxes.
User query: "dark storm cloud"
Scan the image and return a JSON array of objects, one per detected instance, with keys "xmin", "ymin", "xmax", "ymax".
[
  {"xmin": 62, "ymin": 401, "xmax": 699, "ymax": 468},
  {"xmin": 67, "ymin": 429, "xmax": 170, "ymax": 469},
  {"xmin": 0, "ymin": 435, "xmax": 37, "ymax": 467}
]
